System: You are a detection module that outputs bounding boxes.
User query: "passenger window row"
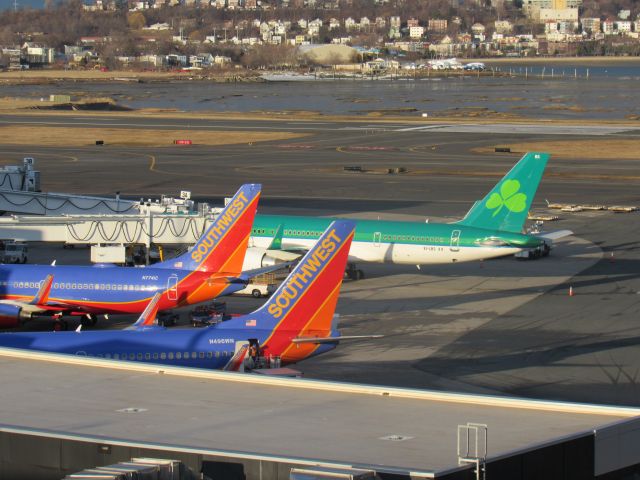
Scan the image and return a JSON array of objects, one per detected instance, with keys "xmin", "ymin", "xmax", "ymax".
[
  {"xmin": 283, "ymin": 230, "xmax": 322, "ymax": 237},
  {"xmin": 382, "ymin": 235, "xmax": 433, "ymax": 242},
  {"xmin": 83, "ymin": 351, "xmax": 231, "ymax": 360},
  {"xmin": 8, "ymin": 281, "xmax": 155, "ymax": 292}
]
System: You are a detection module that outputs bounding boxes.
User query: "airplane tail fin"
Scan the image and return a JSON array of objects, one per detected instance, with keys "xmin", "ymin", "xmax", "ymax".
[
  {"xmin": 217, "ymin": 220, "xmax": 355, "ymax": 361},
  {"xmin": 457, "ymin": 152, "xmax": 549, "ymax": 233},
  {"xmin": 155, "ymin": 184, "xmax": 261, "ymax": 273}
]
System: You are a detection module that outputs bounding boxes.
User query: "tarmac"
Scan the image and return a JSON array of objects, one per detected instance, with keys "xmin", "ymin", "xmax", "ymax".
[{"xmin": 2, "ymin": 112, "xmax": 640, "ymax": 407}]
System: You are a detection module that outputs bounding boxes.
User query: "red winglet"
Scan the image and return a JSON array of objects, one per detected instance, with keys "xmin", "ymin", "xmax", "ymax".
[
  {"xmin": 129, "ymin": 293, "xmax": 162, "ymax": 329},
  {"xmin": 30, "ymin": 274, "xmax": 54, "ymax": 306}
]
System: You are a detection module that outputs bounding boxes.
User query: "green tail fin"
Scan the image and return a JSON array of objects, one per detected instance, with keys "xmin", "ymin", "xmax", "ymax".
[{"xmin": 457, "ymin": 152, "xmax": 549, "ymax": 233}]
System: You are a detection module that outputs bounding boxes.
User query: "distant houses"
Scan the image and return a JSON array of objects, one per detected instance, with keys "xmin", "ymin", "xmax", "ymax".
[{"xmin": 3, "ymin": 3, "xmax": 640, "ymax": 73}]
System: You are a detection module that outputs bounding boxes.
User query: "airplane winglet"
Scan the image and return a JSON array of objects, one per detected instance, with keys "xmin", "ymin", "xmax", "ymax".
[
  {"xmin": 223, "ymin": 344, "xmax": 249, "ymax": 372},
  {"xmin": 29, "ymin": 274, "xmax": 54, "ymax": 306},
  {"xmin": 127, "ymin": 293, "xmax": 163, "ymax": 330},
  {"xmin": 267, "ymin": 224, "xmax": 284, "ymax": 250}
]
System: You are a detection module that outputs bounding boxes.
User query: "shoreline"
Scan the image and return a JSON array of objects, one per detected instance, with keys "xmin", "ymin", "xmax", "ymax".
[
  {"xmin": 1, "ymin": 57, "xmax": 638, "ymax": 85},
  {"xmin": 479, "ymin": 56, "xmax": 640, "ymax": 65}
]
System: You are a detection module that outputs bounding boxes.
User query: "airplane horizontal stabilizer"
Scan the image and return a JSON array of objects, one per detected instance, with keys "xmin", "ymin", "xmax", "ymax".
[
  {"xmin": 537, "ymin": 230, "xmax": 573, "ymax": 241},
  {"xmin": 292, "ymin": 335, "xmax": 384, "ymax": 344},
  {"xmin": 239, "ymin": 261, "xmax": 295, "ymax": 281}
]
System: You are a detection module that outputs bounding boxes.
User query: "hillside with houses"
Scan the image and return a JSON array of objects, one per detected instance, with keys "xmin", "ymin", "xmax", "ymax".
[{"xmin": 1, "ymin": 0, "xmax": 639, "ymax": 72}]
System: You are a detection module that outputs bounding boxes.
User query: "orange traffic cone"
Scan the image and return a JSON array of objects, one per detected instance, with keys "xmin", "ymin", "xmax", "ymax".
[{"xmin": 569, "ymin": 286, "xmax": 574, "ymax": 297}]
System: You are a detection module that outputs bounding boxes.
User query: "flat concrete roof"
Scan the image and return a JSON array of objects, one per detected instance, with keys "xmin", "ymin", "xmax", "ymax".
[{"xmin": 0, "ymin": 349, "xmax": 638, "ymax": 477}]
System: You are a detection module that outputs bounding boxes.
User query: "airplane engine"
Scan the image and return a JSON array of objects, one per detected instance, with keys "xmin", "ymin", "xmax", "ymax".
[
  {"xmin": 0, "ymin": 304, "xmax": 27, "ymax": 328},
  {"xmin": 241, "ymin": 248, "xmax": 281, "ymax": 270}
]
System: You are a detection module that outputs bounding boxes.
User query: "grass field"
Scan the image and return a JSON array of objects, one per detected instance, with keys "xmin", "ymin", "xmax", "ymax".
[
  {"xmin": 0, "ymin": 126, "xmax": 305, "ymax": 147},
  {"xmin": 475, "ymin": 140, "xmax": 640, "ymax": 159}
]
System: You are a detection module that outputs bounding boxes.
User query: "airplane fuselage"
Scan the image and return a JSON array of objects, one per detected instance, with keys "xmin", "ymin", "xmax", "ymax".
[
  {"xmin": 0, "ymin": 265, "xmax": 242, "ymax": 315},
  {"xmin": 0, "ymin": 326, "xmax": 334, "ymax": 367},
  {"xmin": 251, "ymin": 215, "xmax": 544, "ymax": 265}
]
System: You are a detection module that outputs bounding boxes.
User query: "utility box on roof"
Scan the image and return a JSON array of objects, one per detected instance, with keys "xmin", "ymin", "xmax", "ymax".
[{"xmin": 290, "ymin": 467, "xmax": 377, "ymax": 479}]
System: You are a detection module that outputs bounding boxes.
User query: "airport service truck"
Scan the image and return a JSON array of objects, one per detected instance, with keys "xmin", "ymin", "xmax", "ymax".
[
  {"xmin": 233, "ymin": 272, "xmax": 278, "ymax": 298},
  {"xmin": 0, "ymin": 241, "xmax": 28, "ymax": 264}
]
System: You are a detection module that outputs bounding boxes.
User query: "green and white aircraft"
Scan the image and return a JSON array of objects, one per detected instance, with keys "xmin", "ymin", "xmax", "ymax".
[{"xmin": 242, "ymin": 152, "xmax": 570, "ymax": 279}]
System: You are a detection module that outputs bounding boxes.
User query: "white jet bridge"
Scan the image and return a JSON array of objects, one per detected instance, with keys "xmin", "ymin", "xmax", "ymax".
[
  {"xmin": 0, "ymin": 158, "xmax": 228, "ymax": 263},
  {"xmin": 0, "ymin": 211, "xmax": 213, "ymax": 245},
  {"xmin": 0, "ymin": 158, "xmax": 199, "ymax": 216},
  {"xmin": 0, "ymin": 210, "xmax": 219, "ymax": 264}
]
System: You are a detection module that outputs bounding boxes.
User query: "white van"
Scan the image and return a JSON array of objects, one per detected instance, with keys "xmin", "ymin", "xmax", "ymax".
[{"xmin": 234, "ymin": 282, "xmax": 276, "ymax": 298}]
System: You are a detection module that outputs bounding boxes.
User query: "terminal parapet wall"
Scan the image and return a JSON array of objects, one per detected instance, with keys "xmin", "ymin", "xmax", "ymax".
[
  {"xmin": 3, "ymin": 416, "xmax": 640, "ymax": 479},
  {"xmin": 2, "ymin": 349, "xmax": 640, "ymax": 480}
]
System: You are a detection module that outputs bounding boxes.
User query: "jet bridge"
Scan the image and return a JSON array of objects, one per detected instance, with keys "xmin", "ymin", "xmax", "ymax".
[
  {"xmin": 0, "ymin": 213, "xmax": 213, "ymax": 245},
  {"xmin": 0, "ymin": 158, "xmax": 226, "ymax": 263},
  {"xmin": 0, "ymin": 158, "xmax": 200, "ymax": 216},
  {"xmin": 0, "ymin": 188, "xmax": 201, "ymax": 217}
]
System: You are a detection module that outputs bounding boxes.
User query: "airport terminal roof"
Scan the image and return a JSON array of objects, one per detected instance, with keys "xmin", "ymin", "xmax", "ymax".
[{"xmin": 0, "ymin": 348, "xmax": 638, "ymax": 477}]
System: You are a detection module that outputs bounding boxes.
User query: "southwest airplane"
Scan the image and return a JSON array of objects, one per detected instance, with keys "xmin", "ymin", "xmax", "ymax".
[
  {"xmin": 0, "ymin": 221, "xmax": 364, "ymax": 370},
  {"xmin": 244, "ymin": 152, "xmax": 570, "ymax": 279},
  {"xmin": 0, "ymin": 184, "xmax": 263, "ymax": 330}
]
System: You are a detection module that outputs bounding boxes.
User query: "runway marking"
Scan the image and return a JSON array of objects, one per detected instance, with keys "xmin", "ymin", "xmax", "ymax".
[
  {"xmin": 339, "ymin": 126, "xmax": 392, "ymax": 131},
  {"xmin": 395, "ymin": 125, "xmax": 446, "ymax": 132},
  {"xmin": 117, "ymin": 151, "xmax": 171, "ymax": 175},
  {"xmin": 425, "ymin": 123, "xmax": 640, "ymax": 136}
]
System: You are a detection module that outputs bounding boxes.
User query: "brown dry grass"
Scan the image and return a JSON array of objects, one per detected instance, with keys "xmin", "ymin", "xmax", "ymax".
[
  {"xmin": 473, "ymin": 140, "xmax": 640, "ymax": 159},
  {"xmin": 0, "ymin": 97, "xmax": 117, "ymax": 110},
  {"xmin": 0, "ymin": 126, "xmax": 305, "ymax": 147},
  {"xmin": 0, "ymin": 97, "xmax": 49, "ymax": 109},
  {"xmin": 6, "ymin": 106, "xmax": 637, "ymax": 126}
]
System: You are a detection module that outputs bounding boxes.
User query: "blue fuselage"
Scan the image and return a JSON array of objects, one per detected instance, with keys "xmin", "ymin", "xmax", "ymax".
[
  {"xmin": 0, "ymin": 265, "xmax": 242, "ymax": 315},
  {"xmin": 0, "ymin": 327, "xmax": 334, "ymax": 369}
]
